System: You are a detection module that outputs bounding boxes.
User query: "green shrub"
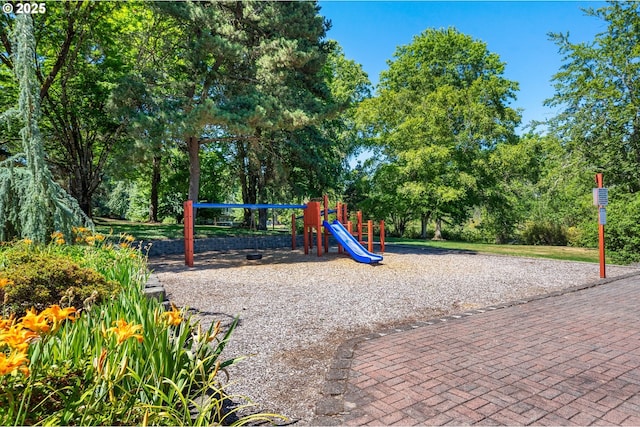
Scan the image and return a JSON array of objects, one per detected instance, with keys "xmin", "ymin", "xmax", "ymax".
[
  {"xmin": 606, "ymin": 192, "xmax": 640, "ymax": 264},
  {"xmin": 0, "ymin": 249, "xmax": 119, "ymax": 316},
  {"xmin": 520, "ymin": 220, "xmax": 568, "ymax": 246}
]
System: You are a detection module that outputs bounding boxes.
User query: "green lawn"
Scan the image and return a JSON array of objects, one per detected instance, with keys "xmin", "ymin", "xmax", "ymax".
[
  {"xmin": 94, "ymin": 217, "xmax": 287, "ymax": 241},
  {"xmin": 386, "ymin": 237, "xmax": 600, "ymax": 263},
  {"xmin": 95, "ymin": 218, "xmax": 601, "ymax": 263}
]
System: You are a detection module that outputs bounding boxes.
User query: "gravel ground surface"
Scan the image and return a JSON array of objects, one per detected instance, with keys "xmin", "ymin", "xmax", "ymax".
[{"xmin": 148, "ymin": 245, "xmax": 639, "ymax": 425}]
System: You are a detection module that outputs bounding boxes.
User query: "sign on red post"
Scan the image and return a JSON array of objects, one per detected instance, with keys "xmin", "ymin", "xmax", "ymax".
[{"xmin": 594, "ymin": 174, "xmax": 606, "ymax": 279}]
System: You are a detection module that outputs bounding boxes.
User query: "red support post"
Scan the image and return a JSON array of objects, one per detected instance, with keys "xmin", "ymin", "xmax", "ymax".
[
  {"xmin": 357, "ymin": 211, "xmax": 363, "ymax": 244},
  {"xmin": 596, "ymin": 173, "xmax": 606, "ymax": 279},
  {"xmin": 367, "ymin": 220, "xmax": 373, "ymax": 252},
  {"xmin": 184, "ymin": 200, "xmax": 194, "ymax": 267},
  {"xmin": 304, "ymin": 201, "xmax": 322, "ymax": 256},
  {"xmin": 380, "ymin": 220, "xmax": 385, "ymax": 253}
]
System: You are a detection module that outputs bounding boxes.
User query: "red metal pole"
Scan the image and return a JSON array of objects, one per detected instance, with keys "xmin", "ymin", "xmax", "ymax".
[
  {"xmin": 596, "ymin": 173, "xmax": 606, "ymax": 279},
  {"xmin": 367, "ymin": 220, "xmax": 373, "ymax": 252},
  {"xmin": 184, "ymin": 200, "xmax": 194, "ymax": 267}
]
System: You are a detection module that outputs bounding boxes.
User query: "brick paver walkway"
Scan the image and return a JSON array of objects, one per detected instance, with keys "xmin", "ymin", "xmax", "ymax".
[{"xmin": 314, "ymin": 273, "xmax": 640, "ymax": 425}]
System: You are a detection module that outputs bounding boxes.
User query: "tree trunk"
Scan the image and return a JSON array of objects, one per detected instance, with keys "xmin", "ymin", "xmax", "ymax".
[
  {"xmin": 432, "ymin": 218, "xmax": 444, "ymax": 240},
  {"xmin": 187, "ymin": 136, "xmax": 200, "ymax": 202},
  {"xmin": 258, "ymin": 208, "xmax": 268, "ymax": 230},
  {"xmin": 244, "ymin": 169, "xmax": 258, "ymax": 226},
  {"xmin": 149, "ymin": 154, "xmax": 161, "ymax": 223},
  {"xmin": 69, "ymin": 174, "xmax": 92, "ymax": 218},
  {"xmin": 420, "ymin": 212, "xmax": 431, "ymax": 239}
]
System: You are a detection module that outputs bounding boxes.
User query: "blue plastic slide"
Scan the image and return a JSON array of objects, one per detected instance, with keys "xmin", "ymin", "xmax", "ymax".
[{"xmin": 323, "ymin": 220, "xmax": 383, "ymax": 264}]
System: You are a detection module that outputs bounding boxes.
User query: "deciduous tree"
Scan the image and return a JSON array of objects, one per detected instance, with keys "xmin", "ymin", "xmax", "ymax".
[
  {"xmin": 546, "ymin": 1, "xmax": 640, "ymax": 192},
  {"xmin": 359, "ymin": 28, "xmax": 520, "ymax": 238}
]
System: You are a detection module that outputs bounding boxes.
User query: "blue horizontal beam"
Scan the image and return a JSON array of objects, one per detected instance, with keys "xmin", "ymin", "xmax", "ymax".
[{"xmin": 192, "ymin": 202, "xmax": 307, "ymax": 210}]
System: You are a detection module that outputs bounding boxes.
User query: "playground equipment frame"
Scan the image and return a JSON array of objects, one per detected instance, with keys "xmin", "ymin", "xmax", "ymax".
[{"xmin": 183, "ymin": 197, "xmax": 385, "ymax": 266}]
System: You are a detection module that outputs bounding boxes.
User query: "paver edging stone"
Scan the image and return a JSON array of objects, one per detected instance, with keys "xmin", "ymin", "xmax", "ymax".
[
  {"xmin": 311, "ymin": 270, "xmax": 640, "ymax": 425},
  {"xmin": 144, "ymin": 273, "xmax": 170, "ymax": 310}
]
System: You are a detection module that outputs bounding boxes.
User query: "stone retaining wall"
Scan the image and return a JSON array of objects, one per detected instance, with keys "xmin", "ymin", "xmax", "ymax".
[{"xmin": 141, "ymin": 235, "xmax": 310, "ymax": 257}]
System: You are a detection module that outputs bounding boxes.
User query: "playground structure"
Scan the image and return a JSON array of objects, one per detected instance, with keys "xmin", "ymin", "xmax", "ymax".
[
  {"xmin": 183, "ymin": 195, "xmax": 384, "ymax": 266},
  {"xmin": 300, "ymin": 195, "xmax": 384, "ymax": 263}
]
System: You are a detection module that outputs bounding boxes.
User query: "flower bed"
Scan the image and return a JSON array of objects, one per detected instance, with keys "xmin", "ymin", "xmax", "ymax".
[{"xmin": 0, "ymin": 232, "xmax": 282, "ymax": 425}]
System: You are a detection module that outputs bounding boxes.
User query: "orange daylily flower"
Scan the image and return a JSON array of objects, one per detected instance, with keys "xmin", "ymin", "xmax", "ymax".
[
  {"xmin": 20, "ymin": 308, "xmax": 51, "ymax": 334},
  {"xmin": 0, "ymin": 314, "xmax": 16, "ymax": 331},
  {"xmin": 107, "ymin": 319, "xmax": 143, "ymax": 345},
  {"xmin": 42, "ymin": 305, "xmax": 77, "ymax": 323},
  {"xmin": 41, "ymin": 305, "xmax": 77, "ymax": 332},
  {"xmin": 0, "ymin": 323, "xmax": 37, "ymax": 352},
  {"xmin": 0, "ymin": 277, "xmax": 13, "ymax": 289},
  {"xmin": 162, "ymin": 303, "xmax": 183, "ymax": 327},
  {"xmin": 0, "ymin": 350, "xmax": 30, "ymax": 376}
]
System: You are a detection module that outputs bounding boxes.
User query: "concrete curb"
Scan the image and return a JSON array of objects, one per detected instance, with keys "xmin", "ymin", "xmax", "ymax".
[{"xmin": 311, "ymin": 270, "xmax": 640, "ymax": 425}]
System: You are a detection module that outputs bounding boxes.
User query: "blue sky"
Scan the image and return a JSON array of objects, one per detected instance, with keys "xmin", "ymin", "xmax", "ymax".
[{"xmin": 318, "ymin": 1, "xmax": 608, "ymax": 130}]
